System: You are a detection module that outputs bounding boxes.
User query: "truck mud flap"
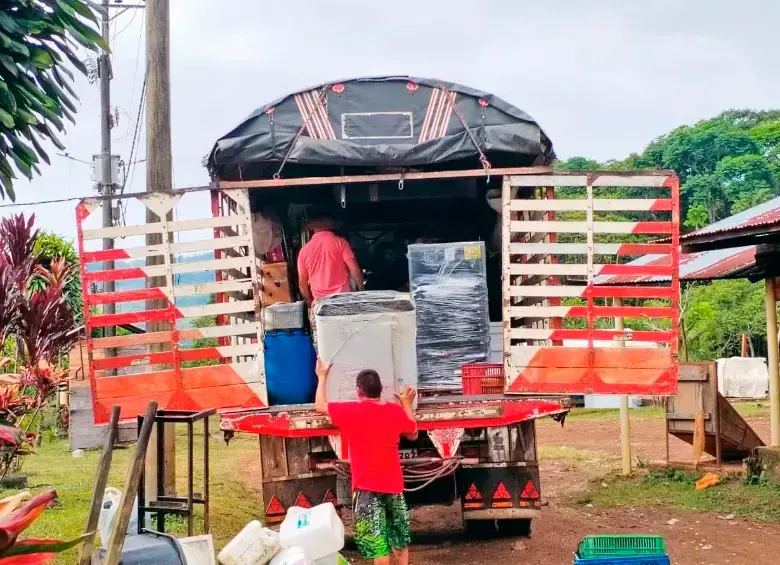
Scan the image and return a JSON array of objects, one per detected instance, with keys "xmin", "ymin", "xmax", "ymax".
[{"xmin": 457, "ymin": 463, "xmax": 541, "ymax": 520}]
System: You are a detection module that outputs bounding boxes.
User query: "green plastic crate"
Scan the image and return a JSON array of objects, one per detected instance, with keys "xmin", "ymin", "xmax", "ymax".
[{"xmin": 578, "ymin": 535, "xmax": 666, "ymax": 558}]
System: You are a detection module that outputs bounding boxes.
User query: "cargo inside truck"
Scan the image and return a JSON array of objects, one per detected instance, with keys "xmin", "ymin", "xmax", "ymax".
[{"xmin": 206, "ymin": 75, "xmax": 557, "ymax": 396}]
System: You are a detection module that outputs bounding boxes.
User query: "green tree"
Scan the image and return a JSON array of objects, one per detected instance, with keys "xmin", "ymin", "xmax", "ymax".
[
  {"xmin": 683, "ymin": 280, "xmax": 766, "ymax": 361},
  {"xmin": 0, "ymin": 0, "xmax": 105, "ymax": 200},
  {"xmin": 32, "ymin": 231, "xmax": 81, "ymax": 320},
  {"xmin": 181, "ymin": 315, "xmax": 219, "ymax": 368}
]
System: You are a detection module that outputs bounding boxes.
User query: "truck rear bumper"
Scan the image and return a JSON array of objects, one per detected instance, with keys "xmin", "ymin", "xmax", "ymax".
[
  {"xmin": 220, "ymin": 396, "xmax": 568, "ymax": 437},
  {"xmin": 462, "ymin": 508, "xmax": 541, "ymax": 520}
]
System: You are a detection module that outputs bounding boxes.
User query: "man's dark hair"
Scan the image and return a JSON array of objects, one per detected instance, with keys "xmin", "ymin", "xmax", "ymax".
[{"xmin": 356, "ymin": 369, "xmax": 382, "ymax": 399}]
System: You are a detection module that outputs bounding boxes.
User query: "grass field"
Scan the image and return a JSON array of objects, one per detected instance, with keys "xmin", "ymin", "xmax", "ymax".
[
  {"xmin": 5, "ymin": 402, "xmax": 771, "ymax": 563},
  {"xmin": 576, "ymin": 466, "xmax": 780, "ymax": 523},
  {"xmin": 3, "ymin": 424, "xmax": 261, "ymax": 564}
]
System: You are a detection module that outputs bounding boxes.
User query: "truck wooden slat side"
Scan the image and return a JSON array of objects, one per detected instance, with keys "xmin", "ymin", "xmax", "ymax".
[{"xmin": 75, "ymin": 168, "xmax": 680, "ymax": 533}]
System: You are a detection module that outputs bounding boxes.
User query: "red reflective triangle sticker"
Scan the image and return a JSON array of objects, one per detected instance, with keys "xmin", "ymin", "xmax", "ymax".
[
  {"xmin": 493, "ymin": 482, "xmax": 511, "ymax": 500},
  {"xmin": 295, "ymin": 492, "xmax": 312, "ymax": 509},
  {"xmin": 464, "ymin": 483, "xmax": 482, "ymax": 501},
  {"xmin": 520, "ymin": 481, "xmax": 540, "ymax": 499},
  {"xmin": 322, "ymin": 489, "xmax": 338, "ymax": 505},
  {"xmin": 266, "ymin": 496, "xmax": 285, "ymax": 516}
]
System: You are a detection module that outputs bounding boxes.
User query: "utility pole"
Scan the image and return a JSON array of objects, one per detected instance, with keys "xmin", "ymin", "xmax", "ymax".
[
  {"xmin": 99, "ymin": 0, "xmax": 115, "ymax": 351},
  {"xmin": 144, "ymin": 0, "xmax": 176, "ymax": 498}
]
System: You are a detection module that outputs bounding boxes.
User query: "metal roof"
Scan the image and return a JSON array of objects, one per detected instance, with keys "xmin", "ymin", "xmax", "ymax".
[
  {"xmin": 594, "ymin": 246, "xmax": 757, "ymax": 284},
  {"xmin": 680, "ymin": 195, "xmax": 780, "ymax": 241},
  {"xmin": 595, "ymin": 196, "xmax": 780, "ymax": 284}
]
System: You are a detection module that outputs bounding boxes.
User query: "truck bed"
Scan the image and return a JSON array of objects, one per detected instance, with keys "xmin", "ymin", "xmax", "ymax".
[{"xmin": 220, "ymin": 394, "xmax": 570, "ymax": 437}]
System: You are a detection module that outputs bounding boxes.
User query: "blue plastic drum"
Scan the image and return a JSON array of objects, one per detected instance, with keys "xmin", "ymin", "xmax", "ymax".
[{"xmin": 264, "ymin": 329, "xmax": 317, "ymax": 405}]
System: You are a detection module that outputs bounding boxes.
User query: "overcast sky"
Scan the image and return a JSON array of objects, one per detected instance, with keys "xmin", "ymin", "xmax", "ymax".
[{"xmin": 2, "ymin": 0, "xmax": 779, "ymax": 240}]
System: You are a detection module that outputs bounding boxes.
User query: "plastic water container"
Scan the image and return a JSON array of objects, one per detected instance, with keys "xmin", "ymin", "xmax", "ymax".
[
  {"xmin": 217, "ymin": 520, "xmax": 281, "ymax": 565},
  {"xmin": 279, "ymin": 503, "xmax": 344, "ymax": 561},
  {"xmin": 98, "ymin": 487, "xmax": 139, "ymax": 546},
  {"xmin": 264, "ymin": 330, "xmax": 317, "ymax": 405},
  {"xmin": 270, "ymin": 547, "xmax": 313, "ymax": 565},
  {"xmin": 264, "ymin": 301, "xmax": 306, "ymax": 331}
]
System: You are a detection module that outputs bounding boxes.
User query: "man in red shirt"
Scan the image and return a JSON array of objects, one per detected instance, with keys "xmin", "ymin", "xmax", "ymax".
[
  {"xmin": 297, "ymin": 215, "xmax": 364, "ymax": 346},
  {"xmin": 297, "ymin": 215, "xmax": 364, "ymax": 305},
  {"xmin": 315, "ymin": 361, "xmax": 417, "ymax": 565}
]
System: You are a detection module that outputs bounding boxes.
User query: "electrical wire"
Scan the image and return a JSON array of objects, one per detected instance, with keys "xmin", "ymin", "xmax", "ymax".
[
  {"xmin": 0, "ymin": 196, "xmax": 86, "ymax": 209},
  {"xmin": 328, "ymin": 458, "xmax": 462, "ymax": 493}
]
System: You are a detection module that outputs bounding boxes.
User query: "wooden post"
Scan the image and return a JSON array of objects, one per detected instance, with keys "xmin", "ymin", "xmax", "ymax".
[
  {"xmin": 766, "ymin": 277, "xmax": 780, "ymax": 447},
  {"xmin": 104, "ymin": 402, "xmax": 158, "ymax": 565},
  {"xmin": 78, "ymin": 405, "xmax": 120, "ymax": 565},
  {"xmin": 615, "ymin": 297, "xmax": 631, "ymax": 475},
  {"xmin": 144, "ymin": 0, "xmax": 176, "ymax": 495}
]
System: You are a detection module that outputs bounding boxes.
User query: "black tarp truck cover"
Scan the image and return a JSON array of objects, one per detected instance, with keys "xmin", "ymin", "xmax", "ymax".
[{"xmin": 205, "ymin": 76, "xmax": 555, "ymax": 180}]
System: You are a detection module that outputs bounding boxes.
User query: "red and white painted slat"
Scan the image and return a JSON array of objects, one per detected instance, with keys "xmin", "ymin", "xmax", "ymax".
[
  {"xmin": 502, "ymin": 172, "xmax": 680, "ymax": 396},
  {"xmin": 419, "ymin": 88, "xmax": 457, "ymax": 143},
  {"xmin": 76, "ymin": 188, "xmax": 266, "ymax": 425}
]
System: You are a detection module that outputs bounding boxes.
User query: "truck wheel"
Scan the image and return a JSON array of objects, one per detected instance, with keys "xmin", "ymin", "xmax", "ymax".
[
  {"xmin": 464, "ymin": 519, "xmax": 496, "ymax": 538},
  {"xmin": 498, "ymin": 518, "xmax": 531, "ymax": 537}
]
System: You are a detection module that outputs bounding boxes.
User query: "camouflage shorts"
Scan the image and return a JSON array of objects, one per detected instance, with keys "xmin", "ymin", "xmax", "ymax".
[{"xmin": 352, "ymin": 490, "xmax": 411, "ymax": 559}]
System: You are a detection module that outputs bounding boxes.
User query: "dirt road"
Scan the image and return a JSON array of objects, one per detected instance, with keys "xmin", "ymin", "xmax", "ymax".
[{"xmin": 339, "ymin": 411, "xmax": 775, "ymax": 565}]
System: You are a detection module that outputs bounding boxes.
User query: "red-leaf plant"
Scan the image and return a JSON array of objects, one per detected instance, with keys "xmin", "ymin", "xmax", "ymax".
[
  {"xmin": 0, "ymin": 491, "xmax": 88, "ymax": 564},
  {"xmin": 0, "ymin": 214, "xmax": 78, "ymax": 478}
]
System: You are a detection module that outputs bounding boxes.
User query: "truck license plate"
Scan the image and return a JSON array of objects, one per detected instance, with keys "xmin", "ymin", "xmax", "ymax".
[{"xmin": 399, "ymin": 449, "xmax": 419, "ymax": 460}]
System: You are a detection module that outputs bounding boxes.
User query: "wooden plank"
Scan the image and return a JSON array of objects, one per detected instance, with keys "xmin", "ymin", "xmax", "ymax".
[
  {"xmin": 219, "ymin": 165, "xmax": 554, "ymax": 189},
  {"xmin": 171, "ymin": 256, "xmax": 252, "ymax": 276},
  {"xmin": 173, "ymin": 279, "xmax": 253, "ymax": 298},
  {"xmin": 81, "ymin": 235, "xmax": 251, "ymax": 263},
  {"xmin": 510, "ymin": 328, "xmax": 671, "ymax": 342},
  {"xmin": 285, "ymin": 439, "xmax": 311, "ymax": 476},
  {"xmin": 82, "ymin": 215, "xmax": 247, "ymax": 241},
  {"xmin": 79, "ymin": 406, "xmax": 121, "ymax": 565},
  {"xmin": 510, "ymin": 243, "xmax": 673, "ymax": 255},
  {"xmin": 509, "ymin": 285, "xmax": 586, "ymax": 298},
  {"xmin": 510, "ymin": 198, "xmax": 672, "ymax": 212},
  {"xmin": 668, "ymin": 412, "xmax": 711, "ymax": 421},
  {"xmin": 92, "ymin": 331, "xmax": 174, "ymax": 350},
  {"xmin": 179, "ymin": 323, "xmax": 262, "ymax": 340},
  {"xmin": 509, "ymin": 174, "xmax": 672, "ymax": 188},
  {"xmin": 510, "ymin": 264, "xmax": 587, "ymax": 276},
  {"xmin": 510, "ymin": 220, "xmax": 672, "ymax": 234},
  {"xmin": 260, "ymin": 435, "xmax": 288, "ymax": 479},
  {"xmin": 177, "ymin": 299, "xmax": 256, "ymax": 318},
  {"xmin": 104, "ymin": 401, "xmax": 158, "ymax": 565}
]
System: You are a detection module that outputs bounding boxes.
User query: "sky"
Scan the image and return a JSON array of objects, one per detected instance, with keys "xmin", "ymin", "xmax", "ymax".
[{"xmin": 2, "ymin": 0, "xmax": 779, "ymax": 241}]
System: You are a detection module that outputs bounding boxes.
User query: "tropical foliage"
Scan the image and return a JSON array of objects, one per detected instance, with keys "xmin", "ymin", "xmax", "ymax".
[
  {"xmin": 0, "ymin": 490, "xmax": 87, "ymax": 564},
  {"xmin": 558, "ymin": 109, "xmax": 780, "ymax": 361},
  {"xmin": 0, "ymin": 0, "xmax": 105, "ymax": 201},
  {"xmin": 0, "ymin": 214, "xmax": 77, "ymax": 478}
]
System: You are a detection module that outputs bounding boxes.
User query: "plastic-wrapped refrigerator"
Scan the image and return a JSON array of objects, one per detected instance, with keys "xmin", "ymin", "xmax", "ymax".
[
  {"xmin": 408, "ymin": 242, "xmax": 490, "ymax": 390},
  {"xmin": 314, "ymin": 291, "xmax": 418, "ymax": 404}
]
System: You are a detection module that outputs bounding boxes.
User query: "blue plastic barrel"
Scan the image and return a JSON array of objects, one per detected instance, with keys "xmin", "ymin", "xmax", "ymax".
[{"xmin": 264, "ymin": 329, "xmax": 317, "ymax": 405}]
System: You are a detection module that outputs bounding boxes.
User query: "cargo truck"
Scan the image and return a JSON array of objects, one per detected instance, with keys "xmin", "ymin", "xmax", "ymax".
[{"xmin": 75, "ymin": 76, "xmax": 680, "ymax": 534}]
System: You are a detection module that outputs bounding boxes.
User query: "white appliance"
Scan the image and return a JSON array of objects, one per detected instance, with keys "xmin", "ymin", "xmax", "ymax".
[{"xmin": 314, "ymin": 291, "xmax": 418, "ymax": 404}]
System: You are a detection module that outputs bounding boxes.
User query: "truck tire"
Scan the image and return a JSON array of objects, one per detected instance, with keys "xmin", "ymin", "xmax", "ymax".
[
  {"xmin": 464, "ymin": 519, "xmax": 496, "ymax": 538},
  {"xmin": 497, "ymin": 518, "xmax": 531, "ymax": 537}
]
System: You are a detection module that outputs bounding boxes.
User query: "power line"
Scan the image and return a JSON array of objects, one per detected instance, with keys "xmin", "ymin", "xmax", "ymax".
[{"xmin": 0, "ymin": 196, "xmax": 86, "ymax": 209}]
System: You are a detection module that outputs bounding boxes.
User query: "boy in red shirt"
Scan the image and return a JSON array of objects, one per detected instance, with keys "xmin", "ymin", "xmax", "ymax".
[{"xmin": 315, "ymin": 361, "xmax": 417, "ymax": 565}]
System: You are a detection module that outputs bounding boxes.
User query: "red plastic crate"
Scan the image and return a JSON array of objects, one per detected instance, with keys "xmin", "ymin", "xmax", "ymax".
[{"xmin": 462, "ymin": 363, "xmax": 504, "ymax": 395}]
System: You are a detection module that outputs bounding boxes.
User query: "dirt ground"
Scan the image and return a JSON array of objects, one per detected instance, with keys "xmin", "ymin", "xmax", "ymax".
[{"xmin": 341, "ymin": 413, "xmax": 777, "ymax": 565}]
